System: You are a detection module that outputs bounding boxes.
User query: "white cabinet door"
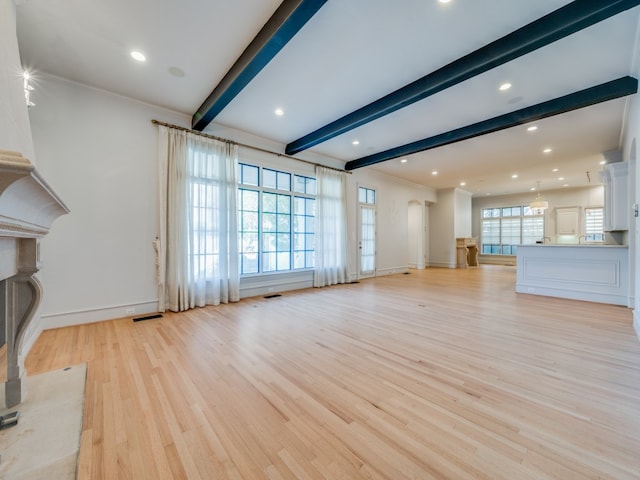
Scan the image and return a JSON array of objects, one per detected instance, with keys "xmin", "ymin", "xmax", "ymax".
[
  {"xmin": 556, "ymin": 207, "xmax": 579, "ymax": 235},
  {"xmin": 600, "ymin": 162, "xmax": 629, "ymax": 231}
]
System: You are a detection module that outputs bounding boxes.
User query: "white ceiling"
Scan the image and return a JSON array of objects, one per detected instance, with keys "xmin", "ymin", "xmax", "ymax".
[{"xmin": 15, "ymin": 0, "xmax": 640, "ymax": 196}]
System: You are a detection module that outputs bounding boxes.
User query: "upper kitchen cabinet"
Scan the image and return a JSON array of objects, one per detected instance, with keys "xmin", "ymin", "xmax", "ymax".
[
  {"xmin": 556, "ymin": 207, "xmax": 580, "ymax": 235},
  {"xmin": 600, "ymin": 162, "xmax": 629, "ymax": 231}
]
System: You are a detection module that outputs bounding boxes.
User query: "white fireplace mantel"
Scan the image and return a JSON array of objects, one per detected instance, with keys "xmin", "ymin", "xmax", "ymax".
[{"xmin": 0, "ymin": 148, "xmax": 68, "ymax": 408}]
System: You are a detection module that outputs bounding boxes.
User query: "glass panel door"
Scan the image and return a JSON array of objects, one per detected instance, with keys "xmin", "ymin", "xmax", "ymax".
[{"xmin": 359, "ymin": 205, "xmax": 376, "ymax": 277}]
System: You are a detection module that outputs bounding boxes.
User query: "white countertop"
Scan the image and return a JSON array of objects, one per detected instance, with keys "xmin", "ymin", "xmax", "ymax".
[{"xmin": 519, "ymin": 244, "xmax": 627, "ymax": 248}]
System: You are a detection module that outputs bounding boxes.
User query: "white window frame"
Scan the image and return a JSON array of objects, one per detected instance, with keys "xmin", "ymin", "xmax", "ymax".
[
  {"xmin": 584, "ymin": 206, "xmax": 605, "ymax": 243},
  {"xmin": 481, "ymin": 205, "xmax": 544, "ymax": 255},
  {"xmin": 237, "ymin": 163, "xmax": 316, "ymax": 275}
]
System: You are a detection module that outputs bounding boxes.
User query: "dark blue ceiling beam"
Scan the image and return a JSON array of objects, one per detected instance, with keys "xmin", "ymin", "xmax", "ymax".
[
  {"xmin": 344, "ymin": 76, "xmax": 638, "ymax": 171},
  {"xmin": 286, "ymin": 0, "xmax": 640, "ymax": 155},
  {"xmin": 192, "ymin": 0, "xmax": 327, "ymax": 131}
]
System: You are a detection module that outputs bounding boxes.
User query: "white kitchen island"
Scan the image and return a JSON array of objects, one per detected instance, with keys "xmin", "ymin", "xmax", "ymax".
[{"xmin": 516, "ymin": 244, "xmax": 629, "ymax": 306}]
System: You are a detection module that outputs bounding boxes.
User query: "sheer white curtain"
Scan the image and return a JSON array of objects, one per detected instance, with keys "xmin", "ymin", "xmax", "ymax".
[
  {"xmin": 157, "ymin": 125, "xmax": 239, "ymax": 312},
  {"xmin": 314, "ymin": 166, "xmax": 349, "ymax": 287}
]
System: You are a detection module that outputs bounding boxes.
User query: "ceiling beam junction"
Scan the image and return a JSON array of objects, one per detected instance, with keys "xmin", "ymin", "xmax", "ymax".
[
  {"xmin": 192, "ymin": 0, "xmax": 327, "ymax": 131},
  {"xmin": 286, "ymin": 0, "xmax": 640, "ymax": 155},
  {"xmin": 344, "ymin": 76, "xmax": 638, "ymax": 171}
]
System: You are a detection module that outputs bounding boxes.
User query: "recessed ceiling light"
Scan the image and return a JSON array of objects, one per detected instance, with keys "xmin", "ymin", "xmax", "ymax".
[
  {"xmin": 352, "ymin": 140, "xmax": 360, "ymax": 146},
  {"xmin": 511, "ymin": 174, "xmax": 518, "ymax": 179},
  {"xmin": 400, "ymin": 158, "xmax": 407, "ymax": 163},
  {"xmin": 499, "ymin": 82, "xmax": 512, "ymax": 91},
  {"xmin": 527, "ymin": 125, "xmax": 538, "ymax": 132},
  {"xmin": 460, "ymin": 181, "xmax": 466, "ymax": 186},
  {"xmin": 274, "ymin": 108, "xmax": 284, "ymax": 116},
  {"xmin": 432, "ymin": 170, "xmax": 438, "ymax": 176},
  {"xmin": 530, "ymin": 187, "xmax": 536, "ymax": 191},
  {"xmin": 599, "ymin": 160, "xmax": 606, "ymax": 165},
  {"xmin": 558, "ymin": 177, "xmax": 565, "ymax": 181},
  {"xmin": 563, "ymin": 184, "xmax": 569, "ymax": 187},
  {"xmin": 543, "ymin": 148, "xmax": 553, "ymax": 154},
  {"xmin": 552, "ymin": 168, "xmax": 559, "ymax": 172},
  {"xmin": 438, "ymin": 0, "xmax": 451, "ymax": 3},
  {"xmin": 130, "ymin": 51, "xmax": 146, "ymax": 62}
]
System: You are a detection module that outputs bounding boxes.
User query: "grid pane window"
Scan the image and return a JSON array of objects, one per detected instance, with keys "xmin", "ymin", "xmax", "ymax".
[
  {"xmin": 522, "ymin": 216, "xmax": 544, "ymax": 244},
  {"xmin": 238, "ymin": 164, "xmax": 259, "ymax": 186},
  {"xmin": 262, "ymin": 192, "xmax": 291, "ymax": 272},
  {"xmin": 191, "ymin": 180, "xmax": 220, "ymax": 278},
  {"xmin": 360, "ymin": 206, "xmax": 376, "ymax": 273},
  {"xmin": 294, "ymin": 175, "xmax": 317, "ymax": 195},
  {"xmin": 502, "ymin": 206, "xmax": 522, "ymax": 217},
  {"xmin": 500, "ymin": 218, "xmax": 520, "ymax": 255},
  {"xmin": 277, "ymin": 172, "xmax": 291, "ymax": 191},
  {"xmin": 481, "ymin": 218, "xmax": 500, "ymax": 254},
  {"xmin": 585, "ymin": 207, "xmax": 605, "ymax": 242},
  {"xmin": 359, "ymin": 187, "xmax": 376, "ymax": 205},
  {"xmin": 263, "ymin": 169, "xmax": 277, "ymax": 189},
  {"xmin": 481, "ymin": 206, "xmax": 544, "ymax": 255},
  {"xmin": 238, "ymin": 163, "xmax": 315, "ymax": 274},
  {"xmin": 238, "ymin": 189, "xmax": 259, "ymax": 274},
  {"xmin": 264, "ymin": 168, "xmax": 291, "ymax": 191},
  {"xmin": 293, "ymin": 197, "xmax": 315, "ymax": 269}
]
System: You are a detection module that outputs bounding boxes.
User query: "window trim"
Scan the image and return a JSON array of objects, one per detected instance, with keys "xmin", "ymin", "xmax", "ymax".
[
  {"xmin": 584, "ymin": 206, "xmax": 605, "ymax": 243},
  {"xmin": 238, "ymin": 162, "xmax": 316, "ymax": 276},
  {"xmin": 480, "ymin": 205, "xmax": 544, "ymax": 256}
]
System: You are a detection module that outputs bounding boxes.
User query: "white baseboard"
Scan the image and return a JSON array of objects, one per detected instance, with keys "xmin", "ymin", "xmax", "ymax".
[
  {"xmin": 516, "ymin": 284, "xmax": 628, "ymax": 306},
  {"xmin": 40, "ymin": 301, "xmax": 159, "ymax": 330},
  {"xmin": 428, "ymin": 262, "xmax": 456, "ymax": 268},
  {"xmin": 375, "ymin": 267, "xmax": 409, "ymax": 276},
  {"xmin": 29, "ymin": 273, "xmax": 316, "ymax": 333},
  {"xmin": 22, "ymin": 300, "xmax": 157, "ymax": 370},
  {"xmin": 240, "ymin": 270, "xmax": 314, "ymax": 298},
  {"xmin": 634, "ymin": 309, "xmax": 640, "ymax": 343}
]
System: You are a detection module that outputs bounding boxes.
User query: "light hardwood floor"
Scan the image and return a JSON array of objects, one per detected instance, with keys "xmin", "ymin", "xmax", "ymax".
[{"xmin": 26, "ymin": 266, "xmax": 640, "ymax": 479}]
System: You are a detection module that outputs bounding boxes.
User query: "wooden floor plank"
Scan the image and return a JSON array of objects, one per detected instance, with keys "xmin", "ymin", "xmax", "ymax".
[{"xmin": 25, "ymin": 266, "xmax": 640, "ymax": 479}]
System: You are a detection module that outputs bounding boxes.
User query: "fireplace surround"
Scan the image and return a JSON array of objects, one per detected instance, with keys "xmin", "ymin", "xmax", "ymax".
[{"xmin": 0, "ymin": 148, "xmax": 68, "ymax": 408}]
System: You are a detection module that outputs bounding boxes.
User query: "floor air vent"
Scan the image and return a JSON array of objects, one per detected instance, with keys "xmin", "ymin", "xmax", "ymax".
[
  {"xmin": 264, "ymin": 294, "xmax": 282, "ymax": 299},
  {"xmin": 133, "ymin": 314, "xmax": 163, "ymax": 322}
]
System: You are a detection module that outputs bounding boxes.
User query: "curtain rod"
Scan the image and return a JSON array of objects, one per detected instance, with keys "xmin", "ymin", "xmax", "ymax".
[{"xmin": 151, "ymin": 119, "xmax": 349, "ymax": 174}]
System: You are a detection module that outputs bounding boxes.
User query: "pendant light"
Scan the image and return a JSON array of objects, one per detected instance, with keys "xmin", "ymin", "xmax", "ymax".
[{"xmin": 530, "ymin": 181, "xmax": 548, "ymax": 214}]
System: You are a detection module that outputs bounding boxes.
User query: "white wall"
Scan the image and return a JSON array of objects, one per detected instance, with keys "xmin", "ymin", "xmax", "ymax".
[
  {"xmin": 407, "ymin": 201, "xmax": 424, "ymax": 269},
  {"xmin": 348, "ymin": 168, "xmax": 436, "ymax": 278},
  {"xmin": 29, "ymin": 75, "xmax": 189, "ymax": 328},
  {"xmin": 428, "ymin": 188, "xmax": 472, "ymax": 268},
  {"xmin": 0, "ymin": 0, "xmax": 35, "ymax": 161},
  {"xmin": 429, "ymin": 189, "xmax": 456, "ymax": 267},
  {"xmin": 454, "ymin": 189, "xmax": 472, "ymax": 238},
  {"xmin": 25, "ymin": 73, "xmax": 437, "ymax": 330}
]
